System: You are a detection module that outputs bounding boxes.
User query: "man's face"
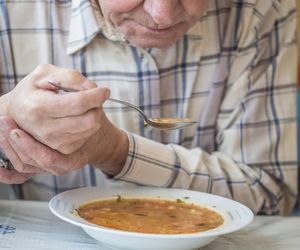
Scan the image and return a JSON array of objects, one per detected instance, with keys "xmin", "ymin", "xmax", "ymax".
[{"xmin": 98, "ymin": 0, "xmax": 208, "ymax": 48}]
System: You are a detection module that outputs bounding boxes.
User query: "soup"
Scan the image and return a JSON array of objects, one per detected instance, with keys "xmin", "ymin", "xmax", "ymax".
[{"xmin": 77, "ymin": 196, "xmax": 224, "ymax": 234}]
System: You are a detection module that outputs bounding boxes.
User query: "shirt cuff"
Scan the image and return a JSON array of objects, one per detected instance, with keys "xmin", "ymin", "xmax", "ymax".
[{"xmin": 113, "ymin": 132, "xmax": 179, "ymax": 187}]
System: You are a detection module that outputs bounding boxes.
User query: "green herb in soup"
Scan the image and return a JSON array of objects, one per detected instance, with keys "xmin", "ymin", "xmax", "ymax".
[{"xmin": 77, "ymin": 197, "xmax": 224, "ymax": 234}]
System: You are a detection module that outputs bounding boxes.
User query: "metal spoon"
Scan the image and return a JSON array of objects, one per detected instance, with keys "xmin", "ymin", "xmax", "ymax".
[{"xmin": 48, "ymin": 80, "xmax": 197, "ymax": 130}]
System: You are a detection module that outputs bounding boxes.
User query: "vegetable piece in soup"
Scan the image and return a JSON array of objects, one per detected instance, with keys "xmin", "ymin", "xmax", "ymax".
[{"xmin": 77, "ymin": 197, "xmax": 224, "ymax": 234}]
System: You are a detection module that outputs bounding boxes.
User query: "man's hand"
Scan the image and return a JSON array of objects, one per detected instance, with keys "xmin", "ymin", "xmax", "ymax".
[
  {"xmin": 2, "ymin": 64, "xmax": 110, "ymax": 154},
  {"xmin": 0, "ymin": 117, "xmax": 37, "ymax": 184},
  {"xmin": 5, "ymin": 113, "xmax": 128, "ymax": 177},
  {"xmin": 0, "ymin": 64, "xmax": 128, "ymax": 179}
]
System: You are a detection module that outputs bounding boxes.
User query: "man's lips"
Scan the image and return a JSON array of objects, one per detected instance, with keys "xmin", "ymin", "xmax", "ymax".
[
  {"xmin": 132, "ymin": 21, "xmax": 178, "ymax": 35},
  {"xmin": 118, "ymin": 19, "xmax": 181, "ymax": 38},
  {"xmin": 142, "ymin": 25, "xmax": 175, "ymax": 36},
  {"xmin": 145, "ymin": 26, "xmax": 174, "ymax": 32}
]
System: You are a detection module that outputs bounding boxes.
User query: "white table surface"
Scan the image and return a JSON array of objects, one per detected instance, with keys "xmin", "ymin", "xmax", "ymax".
[{"xmin": 0, "ymin": 199, "xmax": 300, "ymax": 250}]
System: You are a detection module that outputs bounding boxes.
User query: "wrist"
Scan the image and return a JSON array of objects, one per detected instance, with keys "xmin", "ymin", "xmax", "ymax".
[
  {"xmin": 89, "ymin": 119, "xmax": 129, "ymax": 176},
  {"xmin": 101, "ymin": 129, "xmax": 129, "ymax": 176}
]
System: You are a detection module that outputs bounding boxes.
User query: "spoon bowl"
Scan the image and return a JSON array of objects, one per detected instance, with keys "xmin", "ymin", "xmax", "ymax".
[
  {"xmin": 146, "ymin": 118, "xmax": 198, "ymax": 130},
  {"xmin": 48, "ymin": 80, "xmax": 198, "ymax": 130}
]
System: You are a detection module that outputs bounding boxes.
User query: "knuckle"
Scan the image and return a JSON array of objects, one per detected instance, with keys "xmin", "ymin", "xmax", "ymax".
[
  {"xmin": 68, "ymin": 69, "xmax": 84, "ymax": 81},
  {"xmin": 33, "ymin": 63, "xmax": 53, "ymax": 75},
  {"xmin": 98, "ymin": 87, "xmax": 110, "ymax": 102}
]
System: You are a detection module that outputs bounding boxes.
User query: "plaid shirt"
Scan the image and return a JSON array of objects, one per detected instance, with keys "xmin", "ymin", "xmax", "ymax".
[{"xmin": 0, "ymin": 0, "xmax": 297, "ymax": 215}]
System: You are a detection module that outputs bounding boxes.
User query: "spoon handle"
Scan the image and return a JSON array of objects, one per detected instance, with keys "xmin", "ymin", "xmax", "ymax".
[
  {"xmin": 48, "ymin": 80, "xmax": 150, "ymax": 122},
  {"xmin": 47, "ymin": 80, "xmax": 197, "ymax": 131}
]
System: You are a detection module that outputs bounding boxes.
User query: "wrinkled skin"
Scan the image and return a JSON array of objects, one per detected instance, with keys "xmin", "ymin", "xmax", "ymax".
[
  {"xmin": 99, "ymin": 0, "xmax": 208, "ymax": 48},
  {"xmin": 0, "ymin": 64, "xmax": 128, "ymax": 184}
]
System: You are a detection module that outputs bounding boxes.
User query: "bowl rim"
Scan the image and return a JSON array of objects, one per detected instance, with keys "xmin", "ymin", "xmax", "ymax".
[{"xmin": 49, "ymin": 186, "xmax": 254, "ymax": 239}]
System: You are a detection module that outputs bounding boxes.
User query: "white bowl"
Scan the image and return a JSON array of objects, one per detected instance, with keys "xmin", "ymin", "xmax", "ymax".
[{"xmin": 49, "ymin": 187, "xmax": 254, "ymax": 250}]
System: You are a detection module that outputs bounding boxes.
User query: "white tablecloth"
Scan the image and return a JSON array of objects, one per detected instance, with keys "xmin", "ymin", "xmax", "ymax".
[{"xmin": 0, "ymin": 200, "xmax": 300, "ymax": 250}]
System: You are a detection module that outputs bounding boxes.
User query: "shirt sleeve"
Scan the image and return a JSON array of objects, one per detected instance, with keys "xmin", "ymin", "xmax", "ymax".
[{"xmin": 114, "ymin": 0, "xmax": 298, "ymax": 215}]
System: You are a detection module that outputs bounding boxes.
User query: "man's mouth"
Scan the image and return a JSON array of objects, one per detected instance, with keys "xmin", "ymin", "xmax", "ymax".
[
  {"xmin": 146, "ymin": 26, "xmax": 173, "ymax": 31},
  {"xmin": 118, "ymin": 19, "xmax": 179, "ymax": 38}
]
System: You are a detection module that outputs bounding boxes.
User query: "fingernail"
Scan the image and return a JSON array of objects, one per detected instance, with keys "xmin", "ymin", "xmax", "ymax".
[{"xmin": 10, "ymin": 130, "xmax": 21, "ymax": 141}]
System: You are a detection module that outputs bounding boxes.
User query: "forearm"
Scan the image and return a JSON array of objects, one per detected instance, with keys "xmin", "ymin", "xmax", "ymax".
[
  {"xmin": 114, "ymin": 132, "xmax": 297, "ymax": 215},
  {"xmin": 94, "ymin": 129, "xmax": 129, "ymax": 176}
]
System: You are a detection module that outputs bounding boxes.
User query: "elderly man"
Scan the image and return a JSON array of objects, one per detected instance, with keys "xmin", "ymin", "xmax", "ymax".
[{"xmin": 0, "ymin": 0, "xmax": 297, "ymax": 215}]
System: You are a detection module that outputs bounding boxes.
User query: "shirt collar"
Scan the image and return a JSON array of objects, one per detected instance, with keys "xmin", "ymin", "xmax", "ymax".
[{"xmin": 67, "ymin": 0, "xmax": 124, "ymax": 55}]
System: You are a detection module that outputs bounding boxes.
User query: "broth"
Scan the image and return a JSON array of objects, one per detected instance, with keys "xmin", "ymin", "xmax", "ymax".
[{"xmin": 77, "ymin": 197, "xmax": 224, "ymax": 234}]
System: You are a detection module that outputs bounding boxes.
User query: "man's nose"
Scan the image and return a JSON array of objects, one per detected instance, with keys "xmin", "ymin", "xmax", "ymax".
[{"xmin": 143, "ymin": 0, "xmax": 179, "ymax": 27}]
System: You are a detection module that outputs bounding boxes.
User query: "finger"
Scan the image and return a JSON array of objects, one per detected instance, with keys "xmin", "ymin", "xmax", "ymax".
[
  {"xmin": 50, "ymin": 108, "xmax": 102, "ymax": 135},
  {"xmin": 0, "ymin": 168, "xmax": 32, "ymax": 184},
  {"xmin": 0, "ymin": 117, "xmax": 43, "ymax": 173},
  {"xmin": 8, "ymin": 136, "xmax": 46, "ymax": 173},
  {"xmin": 32, "ymin": 65, "xmax": 110, "ymax": 117},
  {"xmin": 56, "ymin": 137, "xmax": 89, "ymax": 155},
  {"xmin": 3, "ymin": 135, "xmax": 45, "ymax": 174},
  {"xmin": 35, "ymin": 109, "xmax": 102, "ymax": 153},
  {"xmin": 36, "ymin": 87, "xmax": 110, "ymax": 118},
  {"xmin": 33, "ymin": 64, "xmax": 88, "ymax": 91},
  {"xmin": 6, "ymin": 130, "xmax": 51, "ymax": 173},
  {"xmin": 46, "ymin": 78, "xmax": 98, "ymax": 91},
  {"xmin": 9, "ymin": 129, "xmax": 87, "ymax": 175}
]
